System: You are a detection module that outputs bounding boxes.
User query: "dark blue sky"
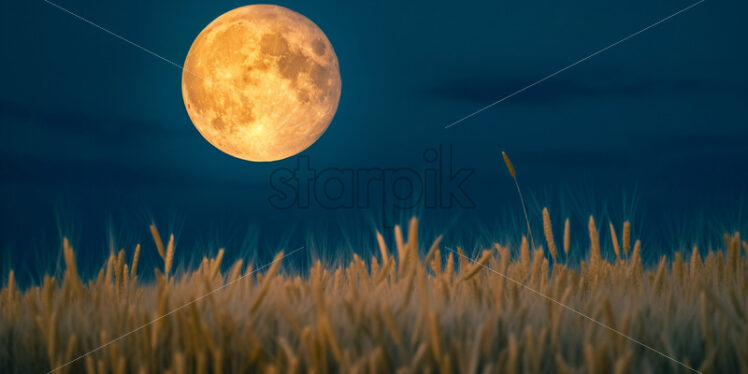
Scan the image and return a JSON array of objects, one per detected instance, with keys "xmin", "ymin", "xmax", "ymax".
[{"xmin": 1, "ymin": 0, "xmax": 746, "ymax": 277}]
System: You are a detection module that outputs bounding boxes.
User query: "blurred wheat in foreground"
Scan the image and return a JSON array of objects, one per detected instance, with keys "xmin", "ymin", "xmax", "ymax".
[{"xmin": 1, "ymin": 216, "xmax": 747, "ymax": 374}]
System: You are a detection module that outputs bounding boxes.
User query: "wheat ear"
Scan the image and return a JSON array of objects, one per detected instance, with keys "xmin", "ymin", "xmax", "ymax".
[
  {"xmin": 622, "ymin": 221, "xmax": 631, "ymax": 257},
  {"xmin": 249, "ymin": 251, "xmax": 284, "ymax": 313},
  {"xmin": 164, "ymin": 234, "xmax": 175, "ymax": 277},
  {"xmin": 542, "ymin": 208, "xmax": 557, "ymax": 261},
  {"xmin": 609, "ymin": 222, "xmax": 621, "ymax": 260},
  {"xmin": 150, "ymin": 224, "xmax": 165, "ymax": 260},
  {"xmin": 461, "ymin": 250, "xmax": 492, "ymax": 281},
  {"xmin": 130, "ymin": 244, "xmax": 140, "ymax": 279},
  {"xmin": 376, "ymin": 231, "xmax": 389, "ymax": 265}
]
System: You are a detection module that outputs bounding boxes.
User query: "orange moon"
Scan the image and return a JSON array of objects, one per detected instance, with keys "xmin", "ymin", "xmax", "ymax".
[{"xmin": 182, "ymin": 5, "xmax": 341, "ymax": 162}]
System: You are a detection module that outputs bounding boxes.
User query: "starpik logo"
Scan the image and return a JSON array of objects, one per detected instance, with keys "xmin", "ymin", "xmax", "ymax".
[{"xmin": 268, "ymin": 145, "xmax": 475, "ymax": 227}]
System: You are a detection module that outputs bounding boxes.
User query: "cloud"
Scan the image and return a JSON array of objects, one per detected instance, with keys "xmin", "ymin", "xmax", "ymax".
[
  {"xmin": 0, "ymin": 100, "xmax": 276, "ymax": 187},
  {"xmin": 0, "ymin": 100, "xmax": 216, "ymax": 185},
  {"xmin": 647, "ymin": 131, "xmax": 748, "ymax": 151},
  {"xmin": 424, "ymin": 72, "xmax": 746, "ymax": 105},
  {"xmin": 0, "ymin": 100, "xmax": 189, "ymax": 148},
  {"xmin": 510, "ymin": 148, "xmax": 633, "ymax": 169}
]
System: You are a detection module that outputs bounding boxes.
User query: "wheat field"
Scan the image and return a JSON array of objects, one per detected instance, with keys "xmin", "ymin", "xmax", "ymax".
[{"xmin": 1, "ymin": 215, "xmax": 747, "ymax": 374}]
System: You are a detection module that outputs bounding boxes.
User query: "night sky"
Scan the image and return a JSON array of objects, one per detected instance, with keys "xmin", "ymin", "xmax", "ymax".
[{"xmin": 2, "ymin": 0, "xmax": 746, "ymax": 278}]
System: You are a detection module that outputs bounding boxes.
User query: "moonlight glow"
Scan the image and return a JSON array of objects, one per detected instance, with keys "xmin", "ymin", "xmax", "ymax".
[{"xmin": 182, "ymin": 5, "xmax": 341, "ymax": 162}]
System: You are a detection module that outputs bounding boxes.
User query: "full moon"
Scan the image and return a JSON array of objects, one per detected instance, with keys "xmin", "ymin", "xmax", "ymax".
[{"xmin": 182, "ymin": 5, "xmax": 341, "ymax": 162}]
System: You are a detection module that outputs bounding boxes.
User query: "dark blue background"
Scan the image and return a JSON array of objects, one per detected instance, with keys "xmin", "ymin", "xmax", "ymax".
[{"xmin": 1, "ymin": 0, "xmax": 746, "ymax": 281}]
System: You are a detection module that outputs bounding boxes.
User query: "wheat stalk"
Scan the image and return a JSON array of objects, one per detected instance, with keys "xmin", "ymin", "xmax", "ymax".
[
  {"xmin": 5, "ymin": 271, "xmax": 15, "ymax": 321},
  {"xmin": 563, "ymin": 218, "xmax": 571, "ymax": 257},
  {"xmin": 588, "ymin": 216, "xmax": 601, "ymax": 268},
  {"xmin": 501, "ymin": 151, "xmax": 536, "ymax": 250},
  {"xmin": 2, "ymin": 217, "xmax": 744, "ymax": 373}
]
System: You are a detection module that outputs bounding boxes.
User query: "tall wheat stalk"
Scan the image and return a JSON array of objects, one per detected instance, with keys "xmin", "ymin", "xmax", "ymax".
[{"xmin": 502, "ymin": 151, "xmax": 536, "ymax": 250}]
